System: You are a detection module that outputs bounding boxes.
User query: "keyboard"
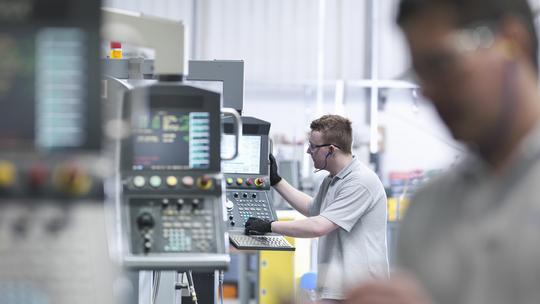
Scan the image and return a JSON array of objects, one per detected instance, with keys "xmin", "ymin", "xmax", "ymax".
[{"xmin": 229, "ymin": 234, "xmax": 295, "ymax": 251}]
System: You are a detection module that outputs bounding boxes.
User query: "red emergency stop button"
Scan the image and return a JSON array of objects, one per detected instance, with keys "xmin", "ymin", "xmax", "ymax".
[
  {"xmin": 197, "ymin": 176, "xmax": 213, "ymax": 190},
  {"xmin": 254, "ymin": 178, "xmax": 264, "ymax": 187}
]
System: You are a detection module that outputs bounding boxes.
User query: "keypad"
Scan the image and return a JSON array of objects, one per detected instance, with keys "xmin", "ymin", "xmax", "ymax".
[
  {"xmin": 227, "ymin": 192, "xmax": 273, "ymax": 227},
  {"xmin": 229, "ymin": 234, "xmax": 294, "ymax": 251}
]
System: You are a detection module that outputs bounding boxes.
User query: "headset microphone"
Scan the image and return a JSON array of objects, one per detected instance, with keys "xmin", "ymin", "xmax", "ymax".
[{"xmin": 313, "ymin": 151, "xmax": 332, "ymax": 173}]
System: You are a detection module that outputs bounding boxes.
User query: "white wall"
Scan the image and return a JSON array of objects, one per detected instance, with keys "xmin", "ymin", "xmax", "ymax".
[
  {"xmin": 102, "ymin": 0, "xmax": 468, "ymax": 182},
  {"xmin": 103, "ymin": 0, "xmax": 370, "ymax": 83},
  {"xmin": 379, "ymin": 90, "xmax": 464, "ymax": 184}
]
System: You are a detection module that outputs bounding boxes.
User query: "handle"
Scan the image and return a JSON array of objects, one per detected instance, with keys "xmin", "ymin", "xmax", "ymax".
[{"xmin": 221, "ymin": 108, "xmax": 242, "ymax": 160}]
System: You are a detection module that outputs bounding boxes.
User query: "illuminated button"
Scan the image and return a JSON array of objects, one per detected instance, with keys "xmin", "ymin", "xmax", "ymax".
[
  {"xmin": 0, "ymin": 161, "xmax": 16, "ymax": 188},
  {"xmin": 236, "ymin": 178, "xmax": 244, "ymax": 185},
  {"xmin": 166, "ymin": 176, "xmax": 178, "ymax": 187},
  {"xmin": 149, "ymin": 176, "xmax": 161, "ymax": 188},
  {"xmin": 110, "ymin": 41, "xmax": 123, "ymax": 59},
  {"xmin": 254, "ymin": 178, "xmax": 265, "ymax": 187},
  {"xmin": 197, "ymin": 176, "xmax": 213, "ymax": 190},
  {"xmin": 133, "ymin": 176, "xmax": 145, "ymax": 188},
  {"xmin": 226, "ymin": 177, "xmax": 234, "ymax": 185},
  {"xmin": 182, "ymin": 176, "xmax": 194, "ymax": 187}
]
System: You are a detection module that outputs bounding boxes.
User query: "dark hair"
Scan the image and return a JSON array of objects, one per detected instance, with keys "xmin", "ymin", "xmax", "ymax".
[
  {"xmin": 310, "ymin": 115, "xmax": 353, "ymax": 154},
  {"xmin": 396, "ymin": 0, "xmax": 539, "ymax": 71}
]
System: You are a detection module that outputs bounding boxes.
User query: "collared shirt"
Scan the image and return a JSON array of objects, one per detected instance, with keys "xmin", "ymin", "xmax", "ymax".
[
  {"xmin": 310, "ymin": 157, "xmax": 389, "ymax": 300},
  {"xmin": 398, "ymin": 122, "xmax": 540, "ymax": 304}
]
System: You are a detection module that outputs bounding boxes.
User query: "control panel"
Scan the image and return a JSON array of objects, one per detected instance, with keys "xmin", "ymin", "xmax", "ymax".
[
  {"xmin": 225, "ymin": 176, "xmax": 267, "ymax": 189},
  {"xmin": 0, "ymin": 155, "xmax": 103, "ymax": 200},
  {"xmin": 0, "ymin": 1, "xmax": 130, "ymax": 303},
  {"xmin": 0, "ymin": 158, "xmax": 123, "ymax": 304},
  {"xmin": 225, "ymin": 174, "xmax": 273, "ymax": 228},
  {"xmin": 225, "ymin": 186, "xmax": 275, "ymax": 229},
  {"xmin": 123, "ymin": 173, "xmax": 221, "ymax": 255},
  {"xmin": 222, "ymin": 117, "xmax": 294, "ymax": 251},
  {"xmin": 117, "ymin": 84, "xmax": 239, "ymax": 270},
  {"xmin": 0, "ymin": 196, "xmax": 128, "ymax": 304},
  {"xmin": 222, "ymin": 117, "xmax": 276, "ymax": 231}
]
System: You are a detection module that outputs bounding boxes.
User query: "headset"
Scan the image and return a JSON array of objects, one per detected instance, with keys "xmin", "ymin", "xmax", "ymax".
[{"xmin": 313, "ymin": 147, "xmax": 334, "ymax": 173}]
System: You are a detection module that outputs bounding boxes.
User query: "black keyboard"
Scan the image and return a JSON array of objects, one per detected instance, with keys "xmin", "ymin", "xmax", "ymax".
[{"xmin": 229, "ymin": 234, "xmax": 295, "ymax": 251}]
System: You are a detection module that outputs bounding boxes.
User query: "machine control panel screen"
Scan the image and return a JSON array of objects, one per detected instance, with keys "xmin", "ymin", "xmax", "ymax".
[
  {"xmin": 222, "ymin": 135, "xmax": 261, "ymax": 174},
  {"xmin": 0, "ymin": 0, "xmax": 101, "ymax": 151},
  {"xmin": 132, "ymin": 109, "xmax": 211, "ymax": 170}
]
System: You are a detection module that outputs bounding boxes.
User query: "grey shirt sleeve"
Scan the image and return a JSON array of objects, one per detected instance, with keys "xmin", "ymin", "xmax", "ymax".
[{"xmin": 319, "ymin": 182, "xmax": 373, "ymax": 232}]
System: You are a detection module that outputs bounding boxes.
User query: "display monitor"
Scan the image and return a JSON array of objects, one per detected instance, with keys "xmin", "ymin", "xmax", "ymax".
[
  {"xmin": 221, "ymin": 134, "xmax": 262, "ymax": 175},
  {"xmin": 0, "ymin": 0, "xmax": 101, "ymax": 151},
  {"xmin": 132, "ymin": 109, "xmax": 211, "ymax": 170}
]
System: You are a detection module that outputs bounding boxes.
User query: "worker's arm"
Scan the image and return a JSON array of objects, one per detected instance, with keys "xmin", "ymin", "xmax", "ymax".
[
  {"xmin": 271, "ymin": 215, "xmax": 338, "ymax": 238},
  {"xmin": 273, "ymin": 179, "xmax": 313, "ymax": 216}
]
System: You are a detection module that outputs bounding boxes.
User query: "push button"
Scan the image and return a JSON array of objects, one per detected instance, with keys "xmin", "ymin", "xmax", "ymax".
[
  {"xmin": 197, "ymin": 176, "xmax": 213, "ymax": 190},
  {"xmin": 133, "ymin": 176, "xmax": 145, "ymax": 188},
  {"xmin": 149, "ymin": 176, "xmax": 162, "ymax": 188},
  {"xmin": 162, "ymin": 198, "xmax": 170, "ymax": 208},
  {"xmin": 53, "ymin": 164, "xmax": 92, "ymax": 196},
  {"xmin": 166, "ymin": 176, "xmax": 178, "ymax": 187},
  {"xmin": 254, "ymin": 178, "xmax": 265, "ymax": 187},
  {"xmin": 182, "ymin": 176, "xmax": 194, "ymax": 188},
  {"xmin": 0, "ymin": 161, "xmax": 16, "ymax": 188},
  {"xmin": 28, "ymin": 163, "xmax": 47, "ymax": 191},
  {"xmin": 226, "ymin": 199, "xmax": 234, "ymax": 210}
]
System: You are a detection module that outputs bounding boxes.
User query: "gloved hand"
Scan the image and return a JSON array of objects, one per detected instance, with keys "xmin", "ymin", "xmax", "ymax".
[
  {"xmin": 244, "ymin": 217, "xmax": 274, "ymax": 235},
  {"xmin": 269, "ymin": 154, "xmax": 282, "ymax": 186}
]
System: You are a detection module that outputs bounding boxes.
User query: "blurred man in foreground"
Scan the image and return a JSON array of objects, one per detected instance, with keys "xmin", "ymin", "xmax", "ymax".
[{"xmin": 348, "ymin": 0, "xmax": 540, "ymax": 303}]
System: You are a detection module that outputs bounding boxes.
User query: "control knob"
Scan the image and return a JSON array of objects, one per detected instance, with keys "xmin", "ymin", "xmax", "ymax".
[
  {"xmin": 226, "ymin": 199, "xmax": 234, "ymax": 210},
  {"xmin": 137, "ymin": 212, "xmax": 155, "ymax": 230}
]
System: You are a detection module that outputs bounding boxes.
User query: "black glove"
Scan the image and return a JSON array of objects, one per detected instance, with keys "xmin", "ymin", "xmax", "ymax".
[
  {"xmin": 244, "ymin": 217, "xmax": 274, "ymax": 235},
  {"xmin": 269, "ymin": 154, "xmax": 282, "ymax": 186}
]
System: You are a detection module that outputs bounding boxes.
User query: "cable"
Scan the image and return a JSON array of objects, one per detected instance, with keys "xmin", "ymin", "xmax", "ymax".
[
  {"xmin": 313, "ymin": 152, "xmax": 332, "ymax": 173},
  {"xmin": 152, "ymin": 271, "xmax": 161, "ymax": 304},
  {"xmin": 187, "ymin": 270, "xmax": 198, "ymax": 304},
  {"xmin": 219, "ymin": 270, "xmax": 225, "ymax": 304}
]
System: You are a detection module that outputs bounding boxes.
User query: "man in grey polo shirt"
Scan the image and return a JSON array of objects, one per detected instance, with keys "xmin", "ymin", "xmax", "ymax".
[
  {"xmin": 347, "ymin": 0, "xmax": 540, "ymax": 303},
  {"xmin": 245, "ymin": 114, "xmax": 389, "ymax": 303}
]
